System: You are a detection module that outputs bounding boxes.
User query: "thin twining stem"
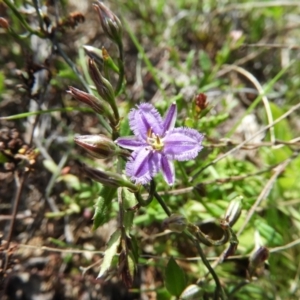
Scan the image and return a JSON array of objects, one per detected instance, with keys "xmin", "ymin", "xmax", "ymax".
[{"xmin": 184, "ymin": 232, "xmax": 227, "ymax": 300}]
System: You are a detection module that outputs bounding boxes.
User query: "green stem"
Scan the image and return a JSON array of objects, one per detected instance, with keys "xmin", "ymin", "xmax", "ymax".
[
  {"xmin": 185, "ymin": 232, "xmax": 227, "ymax": 300},
  {"xmin": 3, "ymin": 0, "xmax": 45, "ymax": 38},
  {"xmin": 153, "ymin": 191, "xmax": 171, "ymax": 217},
  {"xmin": 177, "ymin": 162, "xmax": 189, "ymax": 185},
  {"xmin": 134, "ymin": 180, "xmax": 155, "ymax": 207},
  {"xmin": 32, "ymin": 0, "xmax": 44, "ymax": 32},
  {"xmin": 53, "ymin": 38, "xmax": 91, "ymax": 93},
  {"xmin": 115, "ymin": 42, "xmax": 124, "ymax": 96}
]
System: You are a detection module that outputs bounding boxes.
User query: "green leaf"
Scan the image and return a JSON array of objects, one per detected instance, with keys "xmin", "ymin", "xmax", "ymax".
[
  {"xmin": 43, "ymin": 159, "xmax": 58, "ymax": 174},
  {"xmin": 165, "ymin": 257, "xmax": 186, "ymax": 296},
  {"xmin": 268, "ymin": 102, "xmax": 293, "ymax": 141},
  {"xmin": 98, "ymin": 230, "xmax": 121, "ymax": 278},
  {"xmin": 129, "ymin": 235, "xmax": 139, "ymax": 263},
  {"xmin": 122, "ymin": 188, "xmax": 137, "ymax": 210},
  {"xmin": 255, "ymin": 219, "xmax": 283, "ymax": 246},
  {"xmin": 122, "ymin": 188, "xmax": 137, "ymax": 236},
  {"xmin": 127, "ymin": 251, "xmax": 136, "ymax": 281},
  {"xmin": 93, "ymin": 186, "xmax": 116, "ymax": 230},
  {"xmin": 93, "ymin": 196, "xmax": 111, "ymax": 230}
]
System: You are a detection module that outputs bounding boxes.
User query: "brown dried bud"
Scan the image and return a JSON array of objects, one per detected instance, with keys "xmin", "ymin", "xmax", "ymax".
[{"xmin": 248, "ymin": 246, "xmax": 269, "ymax": 278}]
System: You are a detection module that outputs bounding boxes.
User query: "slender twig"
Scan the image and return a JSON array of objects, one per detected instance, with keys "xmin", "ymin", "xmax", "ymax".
[
  {"xmin": 5, "ymin": 172, "xmax": 28, "ymax": 250},
  {"xmin": 237, "ymin": 151, "xmax": 299, "ymax": 236},
  {"xmin": 0, "ymin": 107, "xmax": 92, "ymax": 121},
  {"xmin": 3, "ymin": 0, "xmax": 45, "ymax": 38},
  {"xmin": 245, "ymin": 43, "xmax": 300, "ymax": 50},
  {"xmin": 32, "ymin": 0, "xmax": 45, "ymax": 32},
  {"xmin": 52, "ymin": 38, "xmax": 91, "ymax": 93},
  {"xmin": 80, "ymin": 259, "xmax": 103, "ymax": 276},
  {"xmin": 270, "ymin": 238, "xmax": 300, "ymax": 253},
  {"xmin": 16, "ymin": 236, "xmax": 300, "ymax": 258},
  {"xmin": 205, "ymin": 137, "xmax": 300, "ymax": 150},
  {"xmin": 45, "ymin": 150, "xmax": 70, "ymax": 201},
  {"xmin": 146, "ymin": 162, "xmax": 280, "ymax": 198},
  {"xmin": 191, "ymin": 101, "xmax": 300, "ymax": 181},
  {"xmin": 221, "ymin": 64, "xmax": 275, "ymax": 144},
  {"xmin": 210, "ymin": 151, "xmax": 299, "ymax": 269},
  {"xmin": 219, "ymin": 1, "xmax": 300, "ymax": 11}
]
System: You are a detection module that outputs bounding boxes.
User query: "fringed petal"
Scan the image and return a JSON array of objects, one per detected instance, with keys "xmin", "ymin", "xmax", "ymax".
[
  {"xmin": 125, "ymin": 148, "xmax": 161, "ymax": 185},
  {"xmin": 115, "ymin": 136, "xmax": 146, "ymax": 150},
  {"xmin": 163, "ymin": 128, "xmax": 203, "ymax": 161},
  {"xmin": 162, "ymin": 102, "xmax": 177, "ymax": 134},
  {"xmin": 161, "ymin": 156, "xmax": 175, "ymax": 185},
  {"xmin": 128, "ymin": 103, "xmax": 163, "ymax": 140}
]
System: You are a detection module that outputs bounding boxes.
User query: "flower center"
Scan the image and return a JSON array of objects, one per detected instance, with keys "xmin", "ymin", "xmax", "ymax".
[{"xmin": 147, "ymin": 128, "xmax": 164, "ymax": 151}]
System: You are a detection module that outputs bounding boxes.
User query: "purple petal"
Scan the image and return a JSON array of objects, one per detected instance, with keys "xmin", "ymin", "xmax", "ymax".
[
  {"xmin": 115, "ymin": 136, "xmax": 146, "ymax": 150},
  {"xmin": 126, "ymin": 147, "xmax": 161, "ymax": 185},
  {"xmin": 129, "ymin": 103, "xmax": 163, "ymax": 140},
  {"xmin": 161, "ymin": 156, "xmax": 175, "ymax": 185},
  {"xmin": 162, "ymin": 103, "xmax": 177, "ymax": 133},
  {"xmin": 163, "ymin": 128, "xmax": 204, "ymax": 161}
]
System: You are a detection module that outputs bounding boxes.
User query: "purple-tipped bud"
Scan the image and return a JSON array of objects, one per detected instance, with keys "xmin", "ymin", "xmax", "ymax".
[
  {"xmin": 93, "ymin": 1, "xmax": 122, "ymax": 45},
  {"xmin": 74, "ymin": 134, "xmax": 118, "ymax": 159},
  {"xmin": 81, "ymin": 163, "xmax": 138, "ymax": 191},
  {"xmin": 248, "ymin": 246, "xmax": 269, "ymax": 277},
  {"xmin": 67, "ymin": 86, "xmax": 116, "ymax": 126},
  {"xmin": 163, "ymin": 214, "xmax": 187, "ymax": 233}
]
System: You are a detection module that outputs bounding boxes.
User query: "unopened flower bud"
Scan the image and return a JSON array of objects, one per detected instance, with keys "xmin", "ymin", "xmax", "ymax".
[
  {"xmin": 83, "ymin": 45, "xmax": 104, "ymax": 65},
  {"xmin": 81, "ymin": 163, "xmax": 138, "ymax": 191},
  {"xmin": 163, "ymin": 214, "xmax": 187, "ymax": 233},
  {"xmin": 74, "ymin": 134, "xmax": 118, "ymax": 159},
  {"xmin": 67, "ymin": 86, "xmax": 116, "ymax": 125},
  {"xmin": 194, "ymin": 93, "xmax": 208, "ymax": 113},
  {"xmin": 102, "ymin": 47, "xmax": 120, "ymax": 73},
  {"xmin": 180, "ymin": 284, "xmax": 201, "ymax": 299},
  {"xmin": 93, "ymin": 1, "xmax": 122, "ymax": 45},
  {"xmin": 88, "ymin": 59, "xmax": 119, "ymax": 120},
  {"xmin": 248, "ymin": 246, "xmax": 269, "ymax": 277},
  {"xmin": 223, "ymin": 196, "xmax": 243, "ymax": 227}
]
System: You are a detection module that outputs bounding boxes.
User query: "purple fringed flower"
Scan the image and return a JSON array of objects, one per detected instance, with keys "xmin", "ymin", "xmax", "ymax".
[{"xmin": 115, "ymin": 103, "xmax": 203, "ymax": 185}]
